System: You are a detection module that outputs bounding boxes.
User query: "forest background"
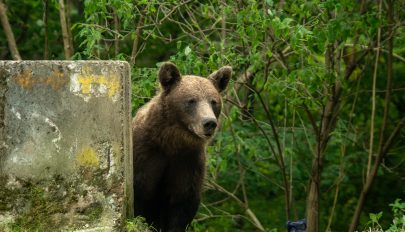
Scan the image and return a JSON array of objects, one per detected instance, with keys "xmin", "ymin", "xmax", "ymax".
[{"xmin": 0, "ymin": 0, "xmax": 404, "ymax": 231}]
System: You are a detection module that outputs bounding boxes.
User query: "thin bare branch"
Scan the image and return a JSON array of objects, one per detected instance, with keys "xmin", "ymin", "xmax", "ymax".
[
  {"xmin": 349, "ymin": 2, "xmax": 398, "ymax": 230},
  {"xmin": 344, "ymin": 44, "xmax": 405, "ymax": 63},
  {"xmin": 302, "ymin": 103, "xmax": 319, "ymax": 139},
  {"xmin": 0, "ymin": 0, "xmax": 21, "ymax": 60},
  {"xmin": 208, "ymin": 180, "xmax": 265, "ymax": 231},
  {"xmin": 130, "ymin": 14, "xmax": 145, "ymax": 67},
  {"xmin": 43, "ymin": 0, "xmax": 49, "ymax": 59},
  {"xmin": 113, "ymin": 7, "xmax": 120, "ymax": 56},
  {"xmin": 367, "ymin": 0, "xmax": 383, "ymax": 178}
]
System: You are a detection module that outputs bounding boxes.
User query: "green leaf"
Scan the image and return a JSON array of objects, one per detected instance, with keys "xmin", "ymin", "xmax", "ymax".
[
  {"xmin": 369, "ymin": 212, "xmax": 382, "ymax": 223},
  {"xmin": 184, "ymin": 46, "xmax": 192, "ymax": 56}
]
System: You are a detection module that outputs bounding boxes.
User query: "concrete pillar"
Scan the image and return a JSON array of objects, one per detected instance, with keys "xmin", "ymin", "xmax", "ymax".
[{"xmin": 0, "ymin": 61, "xmax": 133, "ymax": 231}]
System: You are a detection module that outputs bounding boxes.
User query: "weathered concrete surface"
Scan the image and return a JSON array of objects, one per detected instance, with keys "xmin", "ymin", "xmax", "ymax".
[{"xmin": 0, "ymin": 61, "xmax": 132, "ymax": 231}]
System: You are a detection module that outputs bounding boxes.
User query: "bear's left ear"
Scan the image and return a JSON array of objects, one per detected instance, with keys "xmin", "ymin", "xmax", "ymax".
[
  {"xmin": 208, "ymin": 66, "xmax": 232, "ymax": 93},
  {"xmin": 159, "ymin": 62, "xmax": 182, "ymax": 91}
]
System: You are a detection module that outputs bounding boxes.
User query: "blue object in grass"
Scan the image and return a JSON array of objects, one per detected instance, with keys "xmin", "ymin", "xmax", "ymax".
[{"xmin": 286, "ymin": 219, "xmax": 307, "ymax": 232}]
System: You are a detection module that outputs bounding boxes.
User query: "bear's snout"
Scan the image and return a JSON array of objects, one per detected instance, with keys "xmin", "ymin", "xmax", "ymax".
[{"xmin": 202, "ymin": 118, "xmax": 217, "ymax": 136}]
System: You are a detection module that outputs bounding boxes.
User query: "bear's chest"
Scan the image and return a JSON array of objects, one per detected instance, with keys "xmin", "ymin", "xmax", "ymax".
[{"xmin": 163, "ymin": 153, "xmax": 205, "ymax": 195}]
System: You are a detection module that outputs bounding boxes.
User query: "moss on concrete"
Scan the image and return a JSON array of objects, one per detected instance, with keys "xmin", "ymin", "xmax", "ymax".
[{"xmin": 0, "ymin": 175, "xmax": 109, "ymax": 231}]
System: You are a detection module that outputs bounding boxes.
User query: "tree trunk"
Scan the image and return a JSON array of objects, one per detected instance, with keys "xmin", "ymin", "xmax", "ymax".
[
  {"xmin": 113, "ymin": 7, "xmax": 119, "ymax": 56},
  {"xmin": 306, "ymin": 43, "xmax": 342, "ymax": 231},
  {"xmin": 306, "ymin": 134, "xmax": 332, "ymax": 231},
  {"xmin": 58, "ymin": 0, "xmax": 72, "ymax": 59},
  {"xmin": 130, "ymin": 14, "xmax": 145, "ymax": 67},
  {"xmin": 349, "ymin": 177, "xmax": 371, "ymax": 232},
  {"xmin": 43, "ymin": 0, "xmax": 49, "ymax": 59},
  {"xmin": 306, "ymin": 157, "xmax": 320, "ymax": 232},
  {"xmin": 0, "ymin": 0, "xmax": 21, "ymax": 60},
  {"xmin": 66, "ymin": 0, "xmax": 74, "ymax": 55}
]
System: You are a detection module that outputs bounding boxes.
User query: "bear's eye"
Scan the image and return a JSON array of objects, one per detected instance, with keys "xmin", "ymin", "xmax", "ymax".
[
  {"xmin": 187, "ymin": 99, "xmax": 197, "ymax": 106},
  {"xmin": 211, "ymin": 100, "xmax": 218, "ymax": 106}
]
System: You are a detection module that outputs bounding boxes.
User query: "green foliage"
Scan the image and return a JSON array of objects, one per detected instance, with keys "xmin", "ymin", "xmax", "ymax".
[
  {"xmin": 387, "ymin": 200, "xmax": 405, "ymax": 232},
  {"xmin": 126, "ymin": 217, "xmax": 156, "ymax": 232},
  {"xmin": 369, "ymin": 212, "xmax": 383, "ymax": 229},
  {"xmin": 1, "ymin": 0, "xmax": 404, "ymax": 231},
  {"xmin": 362, "ymin": 199, "xmax": 405, "ymax": 232},
  {"xmin": 73, "ymin": 0, "xmax": 135, "ymax": 59},
  {"xmin": 131, "ymin": 67, "xmax": 157, "ymax": 115}
]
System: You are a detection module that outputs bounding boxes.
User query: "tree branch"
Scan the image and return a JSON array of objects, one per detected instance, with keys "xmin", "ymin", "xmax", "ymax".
[
  {"xmin": 43, "ymin": 0, "xmax": 49, "ymax": 59},
  {"xmin": 0, "ymin": 0, "xmax": 21, "ymax": 60},
  {"xmin": 302, "ymin": 103, "xmax": 319, "ymax": 140},
  {"xmin": 113, "ymin": 7, "xmax": 119, "ymax": 56},
  {"xmin": 208, "ymin": 180, "xmax": 265, "ymax": 231},
  {"xmin": 367, "ymin": 0, "xmax": 383, "ymax": 179},
  {"xmin": 349, "ymin": 2, "xmax": 399, "ymax": 230},
  {"xmin": 130, "ymin": 14, "xmax": 145, "ymax": 67},
  {"xmin": 344, "ymin": 44, "xmax": 405, "ymax": 63}
]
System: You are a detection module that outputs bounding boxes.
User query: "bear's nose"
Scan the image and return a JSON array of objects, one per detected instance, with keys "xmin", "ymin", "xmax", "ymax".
[{"xmin": 203, "ymin": 119, "xmax": 217, "ymax": 131}]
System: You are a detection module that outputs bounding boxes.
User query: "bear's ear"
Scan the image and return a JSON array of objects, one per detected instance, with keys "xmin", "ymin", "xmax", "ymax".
[
  {"xmin": 208, "ymin": 66, "xmax": 232, "ymax": 93},
  {"xmin": 159, "ymin": 62, "xmax": 182, "ymax": 91}
]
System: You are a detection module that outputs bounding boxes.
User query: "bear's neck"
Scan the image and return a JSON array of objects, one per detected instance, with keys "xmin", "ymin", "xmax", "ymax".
[{"xmin": 158, "ymin": 124, "xmax": 206, "ymax": 155}]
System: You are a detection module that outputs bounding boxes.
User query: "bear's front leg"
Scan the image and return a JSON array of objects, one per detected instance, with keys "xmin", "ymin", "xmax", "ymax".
[
  {"xmin": 133, "ymin": 151, "xmax": 168, "ymax": 229},
  {"xmin": 166, "ymin": 194, "xmax": 200, "ymax": 232}
]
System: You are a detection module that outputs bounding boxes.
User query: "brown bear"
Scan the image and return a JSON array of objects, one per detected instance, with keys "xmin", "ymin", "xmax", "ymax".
[{"xmin": 132, "ymin": 62, "xmax": 232, "ymax": 232}]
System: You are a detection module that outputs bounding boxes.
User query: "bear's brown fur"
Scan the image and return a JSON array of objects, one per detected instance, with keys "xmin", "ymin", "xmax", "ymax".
[{"xmin": 132, "ymin": 62, "xmax": 231, "ymax": 232}]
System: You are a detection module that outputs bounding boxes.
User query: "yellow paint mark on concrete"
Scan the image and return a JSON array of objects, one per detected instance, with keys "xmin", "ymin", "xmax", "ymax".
[
  {"xmin": 76, "ymin": 66, "xmax": 120, "ymax": 97},
  {"xmin": 15, "ymin": 69, "xmax": 68, "ymax": 91},
  {"xmin": 78, "ymin": 75, "xmax": 94, "ymax": 94},
  {"xmin": 107, "ymin": 77, "xmax": 120, "ymax": 97},
  {"xmin": 76, "ymin": 146, "xmax": 99, "ymax": 167},
  {"xmin": 46, "ymin": 70, "xmax": 69, "ymax": 90},
  {"xmin": 15, "ymin": 70, "xmax": 34, "ymax": 89}
]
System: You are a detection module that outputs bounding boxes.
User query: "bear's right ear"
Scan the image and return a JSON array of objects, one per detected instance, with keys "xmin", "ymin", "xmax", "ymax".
[
  {"xmin": 159, "ymin": 62, "xmax": 181, "ymax": 91},
  {"xmin": 208, "ymin": 66, "xmax": 232, "ymax": 93}
]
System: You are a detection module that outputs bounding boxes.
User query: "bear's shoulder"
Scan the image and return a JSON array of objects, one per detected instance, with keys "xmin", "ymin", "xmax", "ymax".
[{"xmin": 133, "ymin": 96, "xmax": 160, "ymax": 127}]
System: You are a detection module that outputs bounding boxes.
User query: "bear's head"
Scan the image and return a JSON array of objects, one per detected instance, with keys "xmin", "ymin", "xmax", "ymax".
[{"xmin": 158, "ymin": 62, "xmax": 232, "ymax": 141}]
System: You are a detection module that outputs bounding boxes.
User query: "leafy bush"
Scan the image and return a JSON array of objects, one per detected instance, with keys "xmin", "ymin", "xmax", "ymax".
[{"xmin": 362, "ymin": 199, "xmax": 405, "ymax": 232}]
